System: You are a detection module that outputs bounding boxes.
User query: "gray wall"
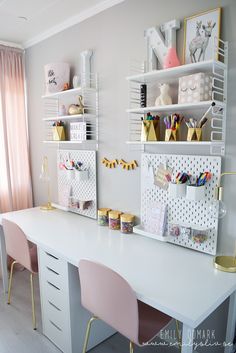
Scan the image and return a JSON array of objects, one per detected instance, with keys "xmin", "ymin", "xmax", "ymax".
[{"xmin": 26, "ymin": 0, "xmax": 236, "ymax": 350}]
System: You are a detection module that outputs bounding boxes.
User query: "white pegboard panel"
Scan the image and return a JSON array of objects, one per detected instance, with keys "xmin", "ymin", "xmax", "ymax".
[
  {"xmin": 141, "ymin": 153, "xmax": 222, "ymax": 255},
  {"xmin": 57, "ymin": 150, "xmax": 97, "ymax": 219}
]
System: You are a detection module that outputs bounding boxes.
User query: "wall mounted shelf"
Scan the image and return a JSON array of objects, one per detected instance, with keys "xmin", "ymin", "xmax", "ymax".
[
  {"xmin": 42, "ymin": 73, "xmax": 98, "ymax": 149},
  {"xmin": 126, "ymin": 39, "xmax": 228, "ymax": 156}
]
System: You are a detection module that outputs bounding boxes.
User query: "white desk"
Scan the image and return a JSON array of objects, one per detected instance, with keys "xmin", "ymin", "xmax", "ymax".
[{"xmin": 0, "ymin": 207, "xmax": 236, "ymax": 353}]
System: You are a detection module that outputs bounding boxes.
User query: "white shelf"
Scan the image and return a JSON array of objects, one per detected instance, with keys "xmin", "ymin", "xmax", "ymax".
[
  {"xmin": 127, "ymin": 101, "xmax": 224, "ymax": 114},
  {"xmin": 127, "ymin": 141, "xmax": 217, "ymax": 146},
  {"xmin": 126, "ymin": 60, "xmax": 226, "ymax": 84},
  {"xmin": 43, "ymin": 140, "xmax": 97, "ymax": 144},
  {"xmin": 42, "ymin": 87, "xmax": 95, "ymax": 99},
  {"xmin": 43, "ymin": 113, "xmax": 95, "ymax": 121}
]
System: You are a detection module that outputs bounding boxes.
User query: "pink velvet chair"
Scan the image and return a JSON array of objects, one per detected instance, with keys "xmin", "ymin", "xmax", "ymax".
[
  {"xmin": 79, "ymin": 260, "xmax": 181, "ymax": 353},
  {"xmin": 2, "ymin": 219, "xmax": 38, "ymax": 329}
]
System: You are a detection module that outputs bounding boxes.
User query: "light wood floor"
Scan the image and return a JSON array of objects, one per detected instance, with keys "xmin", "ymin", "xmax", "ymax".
[{"xmin": 0, "ymin": 270, "xmax": 177, "ymax": 353}]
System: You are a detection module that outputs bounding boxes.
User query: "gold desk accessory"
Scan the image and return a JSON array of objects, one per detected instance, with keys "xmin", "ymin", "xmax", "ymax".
[
  {"xmin": 212, "ymin": 172, "xmax": 236, "ymax": 272},
  {"xmin": 39, "ymin": 156, "xmax": 55, "ymax": 211}
]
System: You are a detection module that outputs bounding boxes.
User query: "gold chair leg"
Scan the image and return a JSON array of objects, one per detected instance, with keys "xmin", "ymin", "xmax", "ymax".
[
  {"xmin": 82, "ymin": 316, "xmax": 98, "ymax": 353},
  {"xmin": 30, "ymin": 273, "xmax": 36, "ymax": 330},
  {"xmin": 129, "ymin": 341, "xmax": 134, "ymax": 353},
  {"xmin": 7, "ymin": 260, "xmax": 17, "ymax": 304},
  {"xmin": 175, "ymin": 319, "xmax": 181, "ymax": 350}
]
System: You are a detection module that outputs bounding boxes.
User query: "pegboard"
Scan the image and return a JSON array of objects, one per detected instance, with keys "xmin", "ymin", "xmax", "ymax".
[
  {"xmin": 141, "ymin": 153, "xmax": 222, "ymax": 255},
  {"xmin": 57, "ymin": 150, "xmax": 97, "ymax": 219}
]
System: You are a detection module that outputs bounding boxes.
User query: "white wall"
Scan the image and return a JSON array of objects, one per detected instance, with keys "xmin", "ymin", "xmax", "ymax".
[{"xmin": 25, "ymin": 1, "xmax": 236, "ymax": 350}]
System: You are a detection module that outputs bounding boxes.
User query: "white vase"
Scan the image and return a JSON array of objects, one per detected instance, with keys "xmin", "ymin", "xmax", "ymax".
[{"xmin": 73, "ymin": 75, "xmax": 80, "ymax": 88}]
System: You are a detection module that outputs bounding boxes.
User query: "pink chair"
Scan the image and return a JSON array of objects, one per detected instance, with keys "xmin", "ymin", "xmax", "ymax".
[
  {"xmin": 2, "ymin": 219, "xmax": 38, "ymax": 329},
  {"xmin": 79, "ymin": 260, "xmax": 181, "ymax": 353}
]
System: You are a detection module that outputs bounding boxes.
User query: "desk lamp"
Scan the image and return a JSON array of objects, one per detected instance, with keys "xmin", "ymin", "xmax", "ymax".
[
  {"xmin": 211, "ymin": 172, "xmax": 236, "ymax": 272},
  {"xmin": 39, "ymin": 156, "xmax": 55, "ymax": 211}
]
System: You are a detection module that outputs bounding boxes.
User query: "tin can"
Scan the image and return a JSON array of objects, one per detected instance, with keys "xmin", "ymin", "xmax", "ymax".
[
  {"xmin": 120, "ymin": 214, "xmax": 135, "ymax": 234},
  {"xmin": 98, "ymin": 208, "xmax": 111, "ymax": 226},
  {"xmin": 108, "ymin": 210, "xmax": 122, "ymax": 230}
]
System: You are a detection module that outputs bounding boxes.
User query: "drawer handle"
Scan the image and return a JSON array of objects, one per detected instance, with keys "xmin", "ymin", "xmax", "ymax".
[
  {"xmin": 50, "ymin": 320, "xmax": 62, "ymax": 332},
  {"xmin": 47, "ymin": 281, "xmax": 60, "ymax": 291},
  {"xmin": 45, "ymin": 251, "xmax": 59, "ymax": 260},
  {"xmin": 46, "ymin": 266, "xmax": 59, "ymax": 276},
  {"xmin": 48, "ymin": 300, "xmax": 61, "ymax": 312}
]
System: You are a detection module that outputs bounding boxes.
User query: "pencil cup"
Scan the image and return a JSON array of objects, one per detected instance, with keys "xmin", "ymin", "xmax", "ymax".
[
  {"xmin": 76, "ymin": 170, "xmax": 89, "ymax": 181},
  {"xmin": 141, "ymin": 121, "xmax": 160, "ymax": 142},
  {"xmin": 66, "ymin": 169, "xmax": 75, "ymax": 181},
  {"xmin": 52, "ymin": 126, "xmax": 65, "ymax": 141},
  {"xmin": 165, "ymin": 128, "xmax": 178, "ymax": 141},
  {"xmin": 187, "ymin": 128, "xmax": 202, "ymax": 142},
  {"xmin": 169, "ymin": 183, "xmax": 186, "ymax": 198},
  {"xmin": 186, "ymin": 185, "xmax": 205, "ymax": 201}
]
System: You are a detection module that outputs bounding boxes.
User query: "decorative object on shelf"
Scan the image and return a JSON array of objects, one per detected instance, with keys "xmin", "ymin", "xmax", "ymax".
[
  {"xmin": 80, "ymin": 50, "xmax": 93, "ymax": 88},
  {"xmin": 163, "ymin": 47, "xmax": 180, "ymax": 69},
  {"xmin": 52, "ymin": 121, "xmax": 65, "ymax": 141},
  {"xmin": 183, "ymin": 8, "xmax": 221, "ymax": 64},
  {"xmin": 155, "ymin": 83, "xmax": 172, "ymax": 106},
  {"xmin": 68, "ymin": 95, "xmax": 84, "ymax": 115},
  {"xmin": 140, "ymin": 84, "xmax": 147, "ymax": 107},
  {"xmin": 70, "ymin": 122, "xmax": 87, "ymax": 141},
  {"xmin": 101, "ymin": 158, "xmax": 118, "ymax": 168},
  {"xmin": 120, "ymin": 214, "xmax": 135, "ymax": 234},
  {"xmin": 59, "ymin": 104, "xmax": 67, "ymax": 116},
  {"xmin": 39, "ymin": 156, "xmax": 55, "ymax": 211},
  {"xmin": 145, "ymin": 19, "xmax": 180, "ymax": 71},
  {"xmin": 164, "ymin": 114, "xmax": 182, "ymax": 141},
  {"xmin": 73, "ymin": 75, "xmax": 80, "ymax": 88},
  {"xmin": 119, "ymin": 159, "xmax": 138, "ymax": 170},
  {"xmin": 98, "ymin": 208, "xmax": 111, "ymax": 226},
  {"xmin": 141, "ymin": 113, "xmax": 160, "ymax": 142},
  {"xmin": 154, "ymin": 162, "xmax": 172, "ymax": 190},
  {"xmin": 178, "ymin": 72, "xmax": 212, "ymax": 104},
  {"xmin": 44, "ymin": 62, "xmax": 70, "ymax": 94},
  {"xmin": 208, "ymin": 171, "xmax": 236, "ymax": 273},
  {"xmin": 108, "ymin": 210, "xmax": 123, "ymax": 230},
  {"xmin": 63, "ymin": 83, "xmax": 70, "ymax": 91}
]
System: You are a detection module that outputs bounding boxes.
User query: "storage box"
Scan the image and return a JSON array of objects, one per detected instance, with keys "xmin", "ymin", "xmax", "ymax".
[
  {"xmin": 178, "ymin": 73, "xmax": 212, "ymax": 104},
  {"xmin": 70, "ymin": 122, "xmax": 87, "ymax": 141}
]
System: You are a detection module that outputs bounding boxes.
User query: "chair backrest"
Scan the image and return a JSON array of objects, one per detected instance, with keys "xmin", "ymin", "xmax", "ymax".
[
  {"xmin": 2, "ymin": 219, "xmax": 33, "ymax": 272},
  {"xmin": 79, "ymin": 260, "xmax": 139, "ymax": 344}
]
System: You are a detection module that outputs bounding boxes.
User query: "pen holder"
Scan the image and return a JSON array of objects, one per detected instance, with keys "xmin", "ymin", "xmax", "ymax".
[
  {"xmin": 66, "ymin": 169, "xmax": 75, "ymax": 181},
  {"xmin": 165, "ymin": 128, "xmax": 178, "ymax": 142},
  {"xmin": 187, "ymin": 128, "xmax": 202, "ymax": 142},
  {"xmin": 169, "ymin": 183, "xmax": 186, "ymax": 198},
  {"xmin": 53, "ymin": 126, "xmax": 65, "ymax": 141},
  {"xmin": 76, "ymin": 170, "xmax": 89, "ymax": 181},
  {"xmin": 186, "ymin": 185, "xmax": 205, "ymax": 201},
  {"xmin": 141, "ymin": 121, "xmax": 160, "ymax": 142}
]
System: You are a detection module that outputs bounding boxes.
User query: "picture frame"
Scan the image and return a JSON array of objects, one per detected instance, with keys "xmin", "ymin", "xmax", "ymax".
[{"xmin": 183, "ymin": 8, "xmax": 221, "ymax": 64}]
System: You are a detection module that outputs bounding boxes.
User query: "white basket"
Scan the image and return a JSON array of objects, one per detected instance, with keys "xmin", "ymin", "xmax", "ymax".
[
  {"xmin": 186, "ymin": 185, "xmax": 205, "ymax": 201},
  {"xmin": 76, "ymin": 170, "xmax": 89, "ymax": 181},
  {"xmin": 169, "ymin": 183, "xmax": 186, "ymax": 198}
]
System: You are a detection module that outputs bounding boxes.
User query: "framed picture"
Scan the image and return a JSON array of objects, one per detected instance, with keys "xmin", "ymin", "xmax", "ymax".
[{"xmin": 183, "ymin": 8, "xmax": 221, "ymax": 64}]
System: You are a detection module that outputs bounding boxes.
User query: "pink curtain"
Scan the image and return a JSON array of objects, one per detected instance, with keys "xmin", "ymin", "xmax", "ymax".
[{"xmin": 0, "ymin": 45, "xmax": 33, "ymax": 212}]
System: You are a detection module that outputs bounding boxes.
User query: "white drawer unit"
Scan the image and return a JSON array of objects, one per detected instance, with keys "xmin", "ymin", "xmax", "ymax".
[{"xmin": 38, "ymin": 247, "xmax": 115, "ymax": 353}]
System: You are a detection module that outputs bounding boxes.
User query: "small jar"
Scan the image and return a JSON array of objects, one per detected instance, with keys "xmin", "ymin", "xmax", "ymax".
[
  {"xmin": 98, "ymin": 208, "xmax": 111, "ymax": 226},
  {"xmin": 109, "ymin": 211, "xmax": 122, "ymax": 230},
  {"xmin": 121, "ymin": 214, "xmax": 135, "ymax": 234}
]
